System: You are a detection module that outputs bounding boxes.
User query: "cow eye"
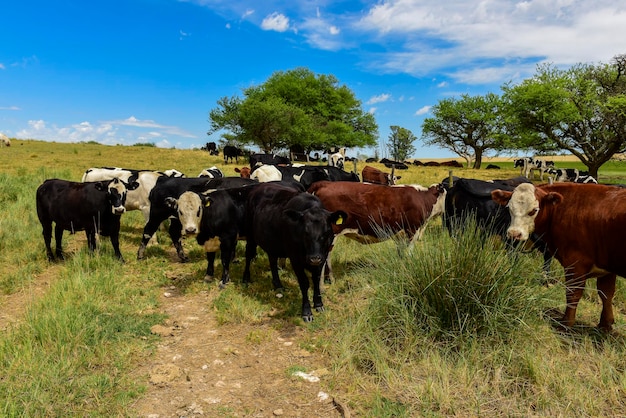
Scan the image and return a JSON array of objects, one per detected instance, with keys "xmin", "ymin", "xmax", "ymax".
[{"xmin": 528, "ymin": 208, "xmax": 539, "ymax": 216}]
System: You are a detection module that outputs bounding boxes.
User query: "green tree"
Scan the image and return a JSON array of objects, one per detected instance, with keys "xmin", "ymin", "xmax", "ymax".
[
  {"xmin": 420, "ymin": 93, "xmax": 507, "ymax": 168},
  {"xmin": 502, "ymin": 55, "xmax": 626, "ymax": 178},
  {"xmin": 387, "ymin": 126, "xmax": 416, "ymax": 161},
  {"xmin": 208, "ymin": 67, "xmax": 378, "ymax": 154}
]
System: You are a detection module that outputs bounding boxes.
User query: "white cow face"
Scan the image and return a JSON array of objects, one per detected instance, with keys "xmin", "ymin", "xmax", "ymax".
[
  {"xmin": 492, "ymin": 183, "xmax": 539, "ymax": 241},
  {"xmin": 166, "ymin": 192, "xmax": 203, "ymax": 236},
  {"xmin": 105, "ymin": 178, "xmax": 128, "ymax": 215}
]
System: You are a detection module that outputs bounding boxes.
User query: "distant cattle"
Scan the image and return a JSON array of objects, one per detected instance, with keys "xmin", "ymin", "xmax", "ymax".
[
  {"xmin": 514, "ymin": 157, "xmax": 554, "ymax": 180},
  {"xmin": 234, "ymin": 167, "xmax": 251, "ymax": 178},
  {"xmin": 307, "ymin": 181, "xmax": 446, "ymax": 283},
  {"xmin": 379, "ymin": 158, "xmax": 409, "ymax": 170},
  {"xmin": 486, "ymin": 164, "xmax": 501, "ymax": 170},
  {"xmin": 198, "ymin": 166, "xmax": 224, "ymax": 179},
  {"xmin": 329, "ymin": 152, "xmax": 345, "ymax": 170},
  {"xmin": 440, "ymin": 160, "xmax": 464, "ymax": 168},
  {"xmin": 223, "ymin": 145, "xmax": 242, "ymax": 164},
  {"xmin": 249, "ymin": 153, "xmax": 291, "ymax": 171},
  {"xmin": 365, "ymin": 157, "xmax": 378, "ymax": 163},
  {"xmin": 81, "ymin": 167, "xmax": 184, "ymax": 246},
  {"xmin": 243, "ymin": 183, "xmax": 347, "ymax": 321},
  {"xmin": 492, "ymin": 183, "xmax": 626, "ymax": 330},
  {"xmin": 362, "ymin": 165, "xmax": 400, "ymax": 185},
  {"xmin": 576, "ymin": 175, "xmax": 598, "ymax": 184},
  {"xmin": 413, "ymin": 160, "xmax": 424, "ymax": 166},
  {"xmin": 423, "ymin": 161, "xmax": 441, "ymax": 167},
  {"xmin": 36, "ymin": 178, "xmax": 134, "ymax": 262},
  {"xmin": 136, "ymin": 176, "xmax": 256, "ymax": 261},
  {"xmin": 201, "ymin": 141, "xmax": 219, "ymax": 155},
  {"xmin": 253, "ymin": 165, "xmax": 359, "ymax": 190},
  {"xmin": 0, "ymin": 133, "xmax": 11, "ymax": 147}
]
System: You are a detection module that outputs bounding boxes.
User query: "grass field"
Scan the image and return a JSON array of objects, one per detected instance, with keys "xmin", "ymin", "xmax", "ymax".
[{"xmin": 3, "ymin": 139, "xmax": 626, "ymax": 416}]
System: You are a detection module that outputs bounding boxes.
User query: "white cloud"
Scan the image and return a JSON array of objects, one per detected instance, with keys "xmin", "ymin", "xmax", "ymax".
[
  {"xmin": 0, "ymin": 63, "xmax": 5, "ymax": 70},
  {"xmin": 242, "ymin": 9, "xmax": 254, "ymax": 19},
  {"xmin": 367, "ymin": 93, "xmax": 391, "ymax": 105},
  {"xmin": 0, "ymin": 105, "xmax": 20, "ymax": 111},
  {"xmin": 261, "ymin": 12, "xmax": 290, "ymax": 32},
  {"xmin": 368, "ymin": 107, "xmax": 377, "ymax": 114},
  {"xmin": 329, "ymin": 25, "xmax": 340, "ymax": 35},
  {"xmin": 415, "ymin": 106, "xmax": 431, "ymax": 116}
]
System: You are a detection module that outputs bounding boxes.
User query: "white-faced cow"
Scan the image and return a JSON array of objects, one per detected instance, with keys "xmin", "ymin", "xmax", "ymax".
[
  {"xmin": 136, "ymin": 176, "xmax": 256, "ymax": 261},
  {"xmin": 307, "ymin": 181, "xmax": 446, "ymax": 283},
  {"xmin": 492, "ymin": 183, "xmax": 626, "ymax": 330},
  {"xmin": 81, "ymin": 167, "xmax": 185, "ymax": 246},
  {"xmin": 362, "ymin": 165, "xmax": 400, "ymax": 185},
  {"xmin": 243, "ymin": 183, "xmax": 347, "ymax": 322},
  {"xmin": 329, "ymin": 152, "xmax": 345, "ymax": 170},
  {"xmin": 36, "ymin": 178, "xmax": 134, "ymax": 262}
]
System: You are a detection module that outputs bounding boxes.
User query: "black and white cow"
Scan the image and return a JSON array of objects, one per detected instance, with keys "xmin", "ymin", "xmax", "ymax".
[
  {"xmin": 514, "ymin": 157, "xmax": 554, "ymax": 181},
  {"xmin": 198, "ymin": 166, "xmax": 224, "ymax": 178},
  {"xmin": 576, "ymin": 175, "xmax": 598, "ymax": 184},
  {"xmin": 223, "ymin": 145, "xmax": 242, "ymax": 164},
  {"xmin": 546, "ymin": 167, "xmax": 579, "ymax": 183},
  {"xmin": 136, "ymin": 176, "xmax": 256, "ymax": 261},
  {"xmin": 36, "ymin": 178, "xmax": 134, "ymax": 262},
  {"xmin": 249, "ymin": 153, "xmax": 291, "ymax": 171},
  {"xmin": 243, "ymin": 183, "xmax": 347, "ymax": 322},
  {"xmin": 328, "ymin": 152, "xmax": 345, "ymax": 170},
  {"xmin": 81, "ymin": 167, "xmax": 185, "ymax": 246}
]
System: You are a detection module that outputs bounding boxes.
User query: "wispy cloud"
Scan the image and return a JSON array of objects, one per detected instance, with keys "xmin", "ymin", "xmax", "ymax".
[
  {"xmin": 0, "ymin": 106, "xmax": 20, "ymax": 111},
  {"xmin": 261, "ymin": 12, "xmax": 290, "ymax": 32},
  {"xmin": 367, "ymin": 93, "xmax": 391, "ymax": 105},
  {"xmin": 415, "ymin": 106, "xmax": 431, "ymax": 116}
]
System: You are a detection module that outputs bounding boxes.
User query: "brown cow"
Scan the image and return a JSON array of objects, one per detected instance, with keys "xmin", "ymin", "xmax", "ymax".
[
  {"xmin": 361, "ymin": 165, "xmax": 400, "ymax": 185},
  {"xmin": 308, "ymin": 181, "xmax": 446, "ymax": 282},
  {"xmin": 234, "ymin": 167, "xmax": 251, "ymax": 178},
  {"xmin": 492, "ymin": 183, "xmax": 626, "ymax": 330}
]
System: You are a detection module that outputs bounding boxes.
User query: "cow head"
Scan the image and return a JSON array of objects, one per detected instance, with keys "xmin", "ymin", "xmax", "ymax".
[
  {"xmin": 163, "ymin": 169, "xmax": 186, "ymax": 178},
  {"xmin": 97, "ymin": 178, "xmax": 128, "ymax": 215},
  {"xmin": 165, "ymin": 191, "xmax": 204, "ymax": 236},
  {"xmin": 284, "ymin": 207, "xmax": 347, "ymax": 266},
  {"xmin": 234, "ymin": 167, "xmax": 251, "ymax": 178},
  {"xmin": 491, "ymin": 183, "xmax": 563, "ymax": 241},
  {"xmin": 329, "ymin": 152, "xmax": 345, "ymax": 170}
]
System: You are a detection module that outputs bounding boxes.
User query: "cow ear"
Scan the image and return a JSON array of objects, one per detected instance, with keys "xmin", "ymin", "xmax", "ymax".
[
  {"xmin": 164, "ymin": 196, "xmax": 178, "ymax": 210},
  {"xmin": 329, "ymin": 211, "xmax": 347, "ymax": 226},
  {"xmin": 201, "ymin": 195, "xmax": 213, "ymax": 207},
  {"xmin": 127, "ymin": 180, "xmax": 140, "ymax": 190},
  {"xmin": 543, "ymin": 192, "xmax": 563, "ymax": 206},
  {"xmin": 284, "ymin": 209, "xmax": 303, "ymax": 222},
  {"xmin": 491, "ymin": 190, "xmax": 512, "ymax": 206}
]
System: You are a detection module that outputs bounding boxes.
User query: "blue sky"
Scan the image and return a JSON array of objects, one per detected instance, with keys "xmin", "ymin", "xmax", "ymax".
[{"xmin": 2, "ymin": 0, "xmax": 626, "ymax": 158}]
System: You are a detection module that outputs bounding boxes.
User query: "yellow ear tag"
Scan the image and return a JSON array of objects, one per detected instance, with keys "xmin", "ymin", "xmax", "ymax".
[
  {"xmin": 205, "ymin": 200, "xmax": 211, "ymax": 207},
  {"xmin": 335, "ymin": 216, "xmax": 344, "ymax": 225}
]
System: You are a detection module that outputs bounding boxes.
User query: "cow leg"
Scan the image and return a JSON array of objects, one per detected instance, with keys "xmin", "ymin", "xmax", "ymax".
[
  {"xmin": 204, "ymin": 252, "xmax": 216, "ymax": 282},
  {"xmin": 109, "ymin": 227, "xmax": 125, "ymax": 263},
  {"xmin": 218, "ymin": 236, "xmax": 237, "ymax": 288},
  {"xmin": 268, "ymin": 256, "xmax": 284, "ymax": 290},
  {"xmin": 597, "ymin": 273, "xmax": 617, "ymax": 331},
  {"xmin": 41, "ymin": 221, "xmax": 54, "ymax": 261},
  {"xmin": 141, "ymin": 207, "xmax": 159, "ymax": 246},
  {"xmin": 137, "ymin": 215, "xmax": 168, "ymax": 259},
  {"xmin": 562, "ymin": 275, "xmax": 587, "ymax": 328},
  {"xmin": 292, "ymin": 263, "xmax": 314, "ymax": 322},
  {"xmin": 86, "ymin": 229, "xmax": 97, "ymax": 253},
  {"xmin": 242, "ymin": 240, "xmax": 257, "ymax": 284},
  {"xmin": 168, "ymin": 218, "xmax": 188, "ymax": 262},
  {"xmin": 54, "ymin": 224, "xmax": 65, "ymax": 260},
  {"xmin": 323, "ymin": 255, "xmax": 333, "ymax": 284}
]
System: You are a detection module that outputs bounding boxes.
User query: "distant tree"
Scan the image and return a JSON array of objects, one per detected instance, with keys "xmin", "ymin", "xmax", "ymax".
[
  {"xmin": 208, "ymin": 67, "xmax": 378, "ymax": 154},
  {"xmin": 421, "ymin": 93, "xmax": 507, "ymax": 168},
  {"xmin": 387, "ymin": 126, "xmax": 416, "ymax": 161},
  {"xmin": 502, "ymin": 55, "xmax": 626, "ymax": 178}
]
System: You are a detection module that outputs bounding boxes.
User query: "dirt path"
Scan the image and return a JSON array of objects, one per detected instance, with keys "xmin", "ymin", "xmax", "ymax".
[{"xmin": 130, "ymin": 285, "xmax": 348, "ymax": 417}]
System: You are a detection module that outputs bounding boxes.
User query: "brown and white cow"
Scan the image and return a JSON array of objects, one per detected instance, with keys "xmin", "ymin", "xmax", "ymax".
[
  {"xmin": 491, "ymin": 182, "xmax": 626, "ymax": 330},
  {"xmin": 234, "ymin": 167, "xmax": 251, "ymax": 178},
  {"xmin": 308, "ymin": 181, "xmax": 446, "ymax": 282},
  {"xmin": 361, "ymin": 165, "xmax": 400, "ymax": 185}
]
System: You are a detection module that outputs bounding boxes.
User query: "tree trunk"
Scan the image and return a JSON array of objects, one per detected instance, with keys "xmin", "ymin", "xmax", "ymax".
[{"xmin": 473, "ymin": 150, "xmax": 483, "ymax": 169}]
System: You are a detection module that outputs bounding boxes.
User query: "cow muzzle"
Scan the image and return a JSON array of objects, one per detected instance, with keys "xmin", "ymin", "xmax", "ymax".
[
  {"xmin": 113, "ymin": 206, "xmax": 126, "ymax": 215},
  {"xmin": 507, "ymin": 227, "xmax": 528, "ymax": 241},
  {"xmin": 184, "ymin": 226, "xmax": 198, "ymax": 235},
  {"xmin": 307, "ymin": 255, "xmax": 324, "ymax": 266}
]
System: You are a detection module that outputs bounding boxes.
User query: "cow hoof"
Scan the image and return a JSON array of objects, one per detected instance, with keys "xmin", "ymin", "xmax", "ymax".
[
  {"xmin": 203, "ymin": 275, "xmax": 214, "ymax": 283},
  {"xmin": 218, "ymin": 281, "xmax": 229, "ymax": 289},
  {"xmin": 315, "ymin": 306, "xmax": 325, "ymax": 313},
  {"xmin": 302, "ymin": 314, "xmax": 314, "ymax": 322}
]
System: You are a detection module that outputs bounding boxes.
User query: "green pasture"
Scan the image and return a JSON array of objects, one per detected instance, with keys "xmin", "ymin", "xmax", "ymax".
[{"xmin": 2, "ymin": 139, "xmax": 626, "ymax": 416}]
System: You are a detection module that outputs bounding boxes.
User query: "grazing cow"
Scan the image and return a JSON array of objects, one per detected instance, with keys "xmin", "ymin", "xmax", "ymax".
[
  {"xmin": 136, "ymin": 176, "xmax": 256, "ymax": 261},
  {"xmin": 0, "ymin": 133, "xmax": 11, "ymax": 147},
  {"xmin": 249, "ymin": 153, "xmax": 291, "ymax": 171},
  {"xmin": 361, "ymin": 165, "xmax": 400, "ymax": 185},
  {"xmin": 546, "ymin": 167, "xmax": 579, "ymax": 183},
  {"xmin": 514, "ymin": 157, "xmax": 554, "ymax": 180},
  {"xmin": 329, "ymin": 152, "xmax": 345, "ymax": 170},
  {"xmin": 223, "ymin": 145, "xmax": 242, "ymax": 163},
  {"xmin": 81, "ymin": 167, "xmax": 184, "ymax": 246},
  {"xmin": 234, "ymin": 167, "xmax": 251, "ymax": 178},
  {"xmin": 307, "ymin": 181, "xmax": 446, "ymax": 283},
  {"xmin": 492, "ymin": 183, "xmax": 626, "ymax": 330},
  {"xmin": 201, "ymin": 141, "xmax": 219, "ymax": 155},
  {"xmin": 379, "ymin": 158, "xmax": 409, "ymax": 170},
  {"xmin": 198, "ymin": 166, "xmax": 224, "ymax": 178},
  {"xmin": 243, "ymin": 183, "xmax": 347, "ymax": 321},
  {"xmin": 36, "ymin": 178, "xmax": 133, "ymax": 262}
]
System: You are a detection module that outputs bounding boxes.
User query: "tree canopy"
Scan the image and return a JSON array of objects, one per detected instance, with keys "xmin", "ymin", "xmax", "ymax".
[
  {"xmin": 420, "ymin": 93, "xmax": 507, "ymax": 168},
  {"xmin": 387, "ymin": 126, "xmax": 416, "ymax": 161},
  {"xmin": 502, "ymin": 55, "xmax": 626, "ymax": 178},
  {"xmin": 208, "ymin": 67, "xmax": 378, "ymax": 154}
]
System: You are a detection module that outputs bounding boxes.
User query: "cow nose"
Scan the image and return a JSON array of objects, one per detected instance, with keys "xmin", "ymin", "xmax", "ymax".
[
  {"xmin": 308, "ymin": 255, "xmax": 323, "ymax": 266},
  {"xmin": 114, "ymin": 207, "xmax": 126, "ymax": 215},
  {"xmin": 508, "ymin": 229, "xmax": 523, "ymax": 241},
  {"xmin": 185, "ymin": 227, "xmax": 197, "ymax": 234}
]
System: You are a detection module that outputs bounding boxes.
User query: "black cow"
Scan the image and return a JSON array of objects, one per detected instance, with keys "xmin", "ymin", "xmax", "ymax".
[
  {"xmin": 379, "ymin": 158, "xmax": 409, "ymax": 170},
  {"xmin": 36, "ymin": 178, "xmax": 134, "ymax": 262},
  {"xmin": 201, "ymin": 141, "xmax": 219, "ymax": 155},
  {"xmin": 249, "ymin": 153, "xmax": 291, "ymax": 171},
  {"xmin": 223, "ymin": 145, "xmax": 242, "ymax": 164},
  {"xmin": 136, "ymin": 176, "xmax": 256, "ymax": 261},
  {"xmin": 243, "ymin": 183, "xmax": 347, "ymax": 322}
]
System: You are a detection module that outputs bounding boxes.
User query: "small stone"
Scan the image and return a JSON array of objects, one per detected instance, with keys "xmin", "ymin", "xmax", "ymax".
[{"xmin": 273, "ymin": 409, "xmax": 284, "ymax": 416}]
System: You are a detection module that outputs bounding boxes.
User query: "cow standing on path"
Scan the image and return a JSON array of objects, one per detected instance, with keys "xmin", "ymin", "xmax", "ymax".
[
  {"xmin": 36, "ymin": 178, "xmax": 134, "ymax": 262},
  {"xmin": 492, "ymin": 183, "xmax": 626, "ymax": 330},
  {"xmin": 243, "ymin": 183, "xmax": 347, "ymax": 322}
]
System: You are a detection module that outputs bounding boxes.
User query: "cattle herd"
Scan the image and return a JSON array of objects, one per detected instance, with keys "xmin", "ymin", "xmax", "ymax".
[{"xmin": 35, "ymin": 153, "xmax": 625, "ymax": 330}]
